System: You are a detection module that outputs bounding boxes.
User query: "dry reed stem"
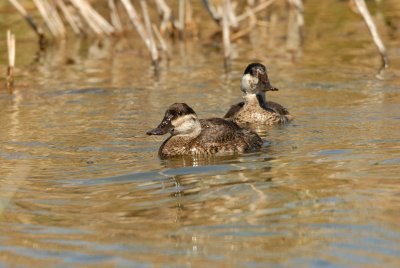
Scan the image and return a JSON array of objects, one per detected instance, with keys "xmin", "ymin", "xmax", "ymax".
[
  {"xmin": 33, "ymin": 0, "xmax": 60, "ymax": 37},
  {"xmin": 86, "ymin": 3, "xmax": 114, "ymax": 35},
  {"xmin": 237, "ymin": 0, "xmax": 276, "ymax": 22},
  {"xmin": 227, "ymin": 0, "xmax": 238, "ymax": 28},
  {"xmin": 80, "ymin": 7, "xmax": 104, "ymax": 35},
  {"xmin": 154, "ymin": 0, "xmax": 172, "ymax": 34},
  {"xmin": 185, "ymin": 0, "xmax": 193, "ymax": 26},
  {"xmin": 9, "ymin": 0, "xmax": 46, "ymax": 47},
  {"xmin": 178, "ymin": 0, "xmax": 185, "ymax": 31},
  {"xmin": 286, "ymin": 0, "xmax": 304, "ymax": 57},
  {"xmin": 171, "ymin": 0, "xmax": 186, "ymax": 36},
  {"xmin": 45, "ymin": 0, "xmax": 66, "ymax": 37},
  {"xmin": 71, "ymin": 0, "xmax": 103, "ymax": 35},
  {"xmin": 70, "ymin": 0, "xmax": 114, "ymax": 36},
  {"xmin": 222, "ymin": 0, "xmax": 231, "ymax": 62},
  {"xmin": 140, "ymin": 0, "xmax": 159, "ymax": 64},
  {"xmin": 231, "ymin": 7, "xmax": 257, "ymax": 41},
  {"xmin": 152, "ymin": 23, "xmax": 169, "ymax": 56},
  {"xmin": 247, "ymin": 0, "xmax": 256, "ymax": 7},
  {"xmin": 203, "ymin": 0, "xmax": 221, "ymax": 24},
  {"xmin": 8, "ymin": 0, "xmax": 27, "ymax": 16},
  {"xmin": 56, "ymin": 0, "xmax": 81, "ymax": 35},
  {"xmin": 288, "ymin": 0, "xmax": 304, "ymax": 27},
  {"xmin": 121, "ymin": 0, "xmax": 151, "ymax": 49},
  {"xmin": 7, "ymin": 30, "xmax": 16, "ymax": 89},
  {"xmin": 185, "ymin": 0, "xmax": 198, "ymax": 36},
  {"xmin": 352, "ymin": 0, "xmax": 389, "ymax": 69},
  {"xmin": 108, "ymin": 0, "xmax": 123, "ymax": 33}
]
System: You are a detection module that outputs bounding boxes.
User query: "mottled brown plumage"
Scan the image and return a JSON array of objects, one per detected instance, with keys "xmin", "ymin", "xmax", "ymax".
[
  {"xmin": 226, "ymin": 94, "xmax": 285, "ymax": 126},
  {"xmin": 225, "ymin": 100, "xmax": 290, "ymax": 119},
  {"xmin": 147, "ymin": 103, "xmax": 263, "ymax": 158},
  {"xmin": 224, "ymin": 63, "xmax": 293, "ymax": 126}
]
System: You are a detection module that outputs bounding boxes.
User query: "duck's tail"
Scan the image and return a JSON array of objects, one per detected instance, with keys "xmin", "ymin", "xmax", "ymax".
[{"xmin": 285, "ymin": 114, "xmax": 295, "ymax": 122}]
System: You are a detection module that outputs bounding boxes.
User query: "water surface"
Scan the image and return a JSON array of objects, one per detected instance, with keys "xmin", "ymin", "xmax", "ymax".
[{"xmin": 0, "ymin": 1, "xmax": 400, "ymax": 267}]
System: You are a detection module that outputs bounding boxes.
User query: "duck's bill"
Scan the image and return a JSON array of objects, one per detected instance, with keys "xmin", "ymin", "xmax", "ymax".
[
  {"xmin": 146, "ymin": 127, "xmax": 168, "ymax": 135},
  {"xmin": 262, "ymin": 85, "xmax": 279, "ymax": 91},
  {"xmin": 146, "ymin": 116, "xmax": 173, "ymax": 135},
  {"xmin": 260, "ymin": 73, "xmax": 279, "ymax": 91}
]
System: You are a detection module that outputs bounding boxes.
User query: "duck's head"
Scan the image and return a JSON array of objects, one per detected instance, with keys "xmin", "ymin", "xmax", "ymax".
[
  {"xmin": 147, "ymin": 103, "xmax": 200, "ymax": 136},
  {"xmin": 240, "ymin": 63, "xmax": 278, "ymax": 94}
]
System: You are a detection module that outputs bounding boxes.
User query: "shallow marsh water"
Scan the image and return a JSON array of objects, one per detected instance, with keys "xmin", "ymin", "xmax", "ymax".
[{"xmin": 1, "ymin": 1, "xmax": 400, "ymax": 267}]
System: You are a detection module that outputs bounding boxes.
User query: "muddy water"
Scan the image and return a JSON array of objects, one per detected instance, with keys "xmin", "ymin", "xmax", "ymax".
[{"xmin": 1, "ymin": 1, "xmax": 400, "ymax": 267}]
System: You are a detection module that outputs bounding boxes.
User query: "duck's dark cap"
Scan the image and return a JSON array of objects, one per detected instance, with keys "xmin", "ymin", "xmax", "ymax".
[
  {"xmin": 167, "ymin": 103, "xmax": 196, "ymax": 117},
  {"xmin": 243, "ymin": 63, "xmax": 266, "ymax": 75}
]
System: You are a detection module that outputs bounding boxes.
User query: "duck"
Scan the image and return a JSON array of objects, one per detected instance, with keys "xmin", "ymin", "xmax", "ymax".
[
  {"xmin": 147, "ymin": 103, "xmax": 263, "ymax": 158},
  {"xmin": 224, "ymin": 63, "xmax": 293, "ymax": 126}
]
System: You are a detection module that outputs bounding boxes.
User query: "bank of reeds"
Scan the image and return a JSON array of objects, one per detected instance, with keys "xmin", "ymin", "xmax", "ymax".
[{"xmin": 6, "ymin": 0, "xmax": 389, "ymax": 71}]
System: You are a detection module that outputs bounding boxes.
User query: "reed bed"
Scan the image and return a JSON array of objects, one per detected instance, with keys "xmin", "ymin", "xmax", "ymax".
[{"xmin": 5, "ymin": 0, "xmax": 389, "ymax": 71}]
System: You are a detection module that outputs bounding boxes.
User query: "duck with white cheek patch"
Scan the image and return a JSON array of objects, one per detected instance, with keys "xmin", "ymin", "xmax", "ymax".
[
  {"xmin": 224, "ymin": 63, "xmax": 293, "ymax": 126},
  {"xmin": 147, "ymin": 103, "xmax": 263, "ymax": 158}
]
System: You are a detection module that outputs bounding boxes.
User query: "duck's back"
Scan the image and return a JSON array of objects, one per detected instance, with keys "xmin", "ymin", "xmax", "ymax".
[
  {"xmin": 198, "ymin": 118, "xmax": 242, "ymax": 142},
  {"xmin": 266, "ymin": 101, "xmax": 290, "ymax": 115},
  {"xmin": 191, "ymin": 118, "xmax": 262, "ymax": 154},
  {"xmin": 224, "ymin": 102, "xmax": 245, "ymax": 119},
  {"xmin": 225, "ymin": 101, "xmax": 290, "ymax": 117},
  {"xmin": 224, "ymin": 99, "xmax": 292, "ymax": 125}
]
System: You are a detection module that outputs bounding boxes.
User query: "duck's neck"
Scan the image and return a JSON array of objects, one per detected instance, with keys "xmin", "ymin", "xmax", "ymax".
[
  {"xmin": 174, "ymin": 119, "xmax": 202, "ymax": 138},
  {"xmin": 256, "ymin": 92, "xmax": 268, "ymax": 109},
  {"xmin": 244, "ymin": 92, "xmax": 268, "ymax": 109},
  {"xmin": 186, "ymin": 120, "xmax": 202, "ymax": 138},
  {"xmin": 160, "ymin": 121, "xmax": 201, "ymax": 157}
]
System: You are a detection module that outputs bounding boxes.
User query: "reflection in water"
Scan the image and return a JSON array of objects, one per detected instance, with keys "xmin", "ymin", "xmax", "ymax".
[
  {"xmin": 0, "ymin": 86, "xmax": 31, "ymax": 216},
  {"xmin": 0, "ymin": 0, "xmax": 400, "ymax": 267},
  {"xmin": 286, "ymin": 0, "xmax": 304, "ymax": 61}
]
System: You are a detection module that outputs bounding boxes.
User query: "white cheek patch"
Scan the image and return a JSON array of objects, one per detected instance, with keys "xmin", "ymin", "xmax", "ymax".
[
  {"xmin": 240, "ymin": 74, "xmax": 251, "ymax": 92},
  {"xmin": 251, "ymin": 76, "xmax": 259, "ymax": 86},
  {"xmin": 172, "ymin": 115, "xmax": 199, "ymax": 135},
  {"xmin": 241, "ymin": 74, "xmax": 258, "ymax": 93}
]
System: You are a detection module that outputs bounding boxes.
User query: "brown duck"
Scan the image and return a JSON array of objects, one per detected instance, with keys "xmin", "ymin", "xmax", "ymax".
[
  {"xmin": 147, "ymin": 103, "xmax": 263, "ymax": 158},
  {"xmin": 224, "ymin": 63, "xmax": 293, "ymax": 126}
]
